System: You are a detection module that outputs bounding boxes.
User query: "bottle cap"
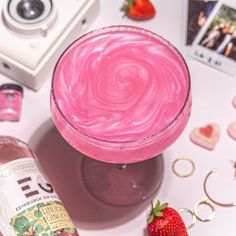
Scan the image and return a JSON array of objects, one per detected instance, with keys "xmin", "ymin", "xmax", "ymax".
[{"xmin": 0, "ymin": 83, "xmax": 23, "ymax": 95}]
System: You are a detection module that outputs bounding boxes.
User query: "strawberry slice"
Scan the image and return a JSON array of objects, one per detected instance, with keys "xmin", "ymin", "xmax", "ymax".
[
  {"xmin": 121, "ymin": 0, "xmax": 156, "ymax": 21},
  {"xmin": 147, "ymin": 201, "xmax": 188, "ymax": 236}
]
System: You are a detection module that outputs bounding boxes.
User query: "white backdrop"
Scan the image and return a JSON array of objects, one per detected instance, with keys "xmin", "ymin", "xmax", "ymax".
[{"xmin": 1, "ymin": 1, "xmax": 236, "ymax": 235}]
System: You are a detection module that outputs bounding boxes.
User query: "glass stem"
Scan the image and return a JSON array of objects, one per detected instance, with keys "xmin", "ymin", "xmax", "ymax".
[{"xmin": 116, "ymin": 164, "xmax": 127, "ymax": 170}]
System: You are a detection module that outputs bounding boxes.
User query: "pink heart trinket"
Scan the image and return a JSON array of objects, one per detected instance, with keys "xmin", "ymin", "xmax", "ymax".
[
  {"xmin": 232, "ymin": 96, "xmax": 236, "ymax": 109},
  {"xmin": 227, "ymin": 122, "xmax": 236, "ymax": 141},
  {"xmin": 189, "ymin": 123, "xmax": 220, "ymax": 150}
]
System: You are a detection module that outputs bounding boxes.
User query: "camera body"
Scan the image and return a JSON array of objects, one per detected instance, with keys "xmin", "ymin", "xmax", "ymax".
[{"xmin": 0, "ymin": 0, "xmax": 99, "ymax": 90}]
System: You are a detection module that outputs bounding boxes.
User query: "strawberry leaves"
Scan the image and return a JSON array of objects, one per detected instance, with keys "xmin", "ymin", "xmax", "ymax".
[
  {"xmin": 121, "ymin": 0, "xmax": 134, "ymax": 13},
  {"xmin": 147, "ymin": 201, "xmax": 168, "ymax": 223}
]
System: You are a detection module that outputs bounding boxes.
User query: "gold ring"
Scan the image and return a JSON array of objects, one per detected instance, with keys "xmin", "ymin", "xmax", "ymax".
[
  {"xmin": 178, "ymin": 208, "xmax": 196, "ymax": 229},
  {"xmin": 193, "ymin": 198, "xmax": 215, "ymax": 222},
  {"xmin": 172, "ymin": 157, "xmax": 195, "ymax": 178},
  {"xmin": 203, "ymin": 169, "xmax": 236, "ymax": 207}
]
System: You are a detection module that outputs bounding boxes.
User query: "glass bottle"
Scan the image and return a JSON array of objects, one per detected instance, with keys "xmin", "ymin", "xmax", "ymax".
[
  {"xmin": 0, "ymin": 84, "xmax": 23, "ymax": 122},
  {"xmin": 0, "ymin": 135, "xmax": 79, "ymax": 236}
]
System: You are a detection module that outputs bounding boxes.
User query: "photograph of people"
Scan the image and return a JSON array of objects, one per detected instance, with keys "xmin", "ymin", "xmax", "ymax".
[
  {"xmin": 224, "ymin": 30, "xmax": 236, "ymax": 59},
  {"xmin": 199, "ymin": 4, "xmax": 236, "ymax": 61},
  {"xmin": 186, "ymin": 0, "xmax": 217, "ymax": 45}
]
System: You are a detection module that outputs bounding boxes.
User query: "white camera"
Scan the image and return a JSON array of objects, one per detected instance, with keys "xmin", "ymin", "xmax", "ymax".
[{"xmin": 0, "ymin": 0, "xmax": 99, "ymax": 90}]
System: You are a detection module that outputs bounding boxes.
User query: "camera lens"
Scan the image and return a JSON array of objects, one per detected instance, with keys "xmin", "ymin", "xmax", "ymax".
[
  {"xmin": 7, "ymin": 0, "xmax": 53, "ymax": 25},
  {"xmin": 17, "ymin": 0, "xmax": 45, "ymax": 20}
]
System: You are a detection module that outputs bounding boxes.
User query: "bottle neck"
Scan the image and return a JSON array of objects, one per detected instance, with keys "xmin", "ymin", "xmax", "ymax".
[{"xmin": 0, "ymin": 136, "xmax": 34, "ymax": 165}]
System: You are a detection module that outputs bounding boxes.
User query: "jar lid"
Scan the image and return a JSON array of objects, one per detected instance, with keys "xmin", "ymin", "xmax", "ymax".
[{"xmin": 0, "ymin": 83, "xmax": 23, "ymax": 94}]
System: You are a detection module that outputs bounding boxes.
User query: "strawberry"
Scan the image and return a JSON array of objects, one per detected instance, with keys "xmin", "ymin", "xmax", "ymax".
[
  {"xmin": 147, "ymin": 201, "xmax": 188, "ymax": 236},
  {"xmin": 121, "ymin": 0, "xmax": 156, "ymax": 21}
]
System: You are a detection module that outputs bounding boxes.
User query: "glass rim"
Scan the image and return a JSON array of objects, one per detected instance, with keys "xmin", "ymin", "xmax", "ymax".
[{"xmin": 51, "ymin": 25, "xmax": 191, "ymax": 145}]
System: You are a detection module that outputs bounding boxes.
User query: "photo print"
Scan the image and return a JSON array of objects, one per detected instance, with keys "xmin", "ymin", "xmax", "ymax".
[
  {"xmin": 189, "ymin": 0, "xmax": 236, "ymax": 75},
  {"xmin": 199, "ymin": 3, "xmax": 236, "ymax": 60},
  {"xmin": 186, "ymin": 0, "xmax": 217, "ymax": 46}
]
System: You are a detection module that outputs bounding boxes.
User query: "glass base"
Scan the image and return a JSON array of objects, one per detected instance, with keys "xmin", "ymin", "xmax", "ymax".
[{"xmin": 81, "ymin": 154, "xmax": 164, "ymax": 207}]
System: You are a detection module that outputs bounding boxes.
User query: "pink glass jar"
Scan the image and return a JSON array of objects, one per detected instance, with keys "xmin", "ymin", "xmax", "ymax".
[{"xmin": 0, "ymin": 84, "xmax": 23, "ymax": 122}]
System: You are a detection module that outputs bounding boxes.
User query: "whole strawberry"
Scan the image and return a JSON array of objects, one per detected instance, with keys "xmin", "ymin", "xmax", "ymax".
[
  {"xmin": 121, "ymin": 0, "xmax": 156, "ymax": 21},
  {"xmin": 147, "ymin": 201, "xmax": 188, "ymax": 236}
]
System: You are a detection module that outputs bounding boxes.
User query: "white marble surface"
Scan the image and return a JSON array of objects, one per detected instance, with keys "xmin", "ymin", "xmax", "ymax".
[{"xmin": 1, "ymin": 0, "xmax": 236, "ymax": 235}]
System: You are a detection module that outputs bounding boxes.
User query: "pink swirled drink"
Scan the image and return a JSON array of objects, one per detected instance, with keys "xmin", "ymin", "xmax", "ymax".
[{"xmin": 51, "ymin": 26, "xmax": 191, "ymax": 163}]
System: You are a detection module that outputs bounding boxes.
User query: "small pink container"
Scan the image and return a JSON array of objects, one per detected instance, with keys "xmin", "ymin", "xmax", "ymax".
[{"xmin": 0, "ymin": 83, "xmax": 23, "ymax": 122}]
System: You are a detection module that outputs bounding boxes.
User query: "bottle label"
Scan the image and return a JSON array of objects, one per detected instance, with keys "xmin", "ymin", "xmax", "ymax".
[{"xmin": 0, "ymin": 158, "xmax": 77, "ymax": 235}]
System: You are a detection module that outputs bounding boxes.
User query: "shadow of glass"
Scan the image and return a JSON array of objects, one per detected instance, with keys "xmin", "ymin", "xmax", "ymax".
[{"xmin": 29, "ymin": 119, "xmax": 162, "ymax": 230}]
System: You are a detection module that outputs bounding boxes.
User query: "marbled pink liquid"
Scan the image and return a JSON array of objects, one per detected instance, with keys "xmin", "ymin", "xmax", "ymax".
[{"xmin": 51, "ymin": 26, "xmax": 191, "ymax": 163}]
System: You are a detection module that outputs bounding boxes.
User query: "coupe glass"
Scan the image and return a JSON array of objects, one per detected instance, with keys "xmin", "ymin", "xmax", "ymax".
[{"xmin": 50, "ymin": 26, "xmax": 191, "ymax": 206}]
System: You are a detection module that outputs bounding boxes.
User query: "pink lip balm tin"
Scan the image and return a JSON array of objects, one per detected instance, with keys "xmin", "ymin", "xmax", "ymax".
[{"xmin": 0, "ymin": 83, "xmax": 23, "ymax": 122}]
